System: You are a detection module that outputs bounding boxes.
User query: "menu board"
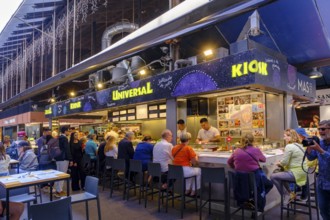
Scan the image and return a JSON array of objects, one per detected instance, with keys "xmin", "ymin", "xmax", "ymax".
[{"xmin": 217, "ymin": 92, "xmax": 265, "ymax": 138}]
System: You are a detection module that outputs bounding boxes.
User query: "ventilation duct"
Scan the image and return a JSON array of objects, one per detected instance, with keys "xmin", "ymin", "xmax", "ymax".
[{"xmin": 101, "ymin": 21, "xmax": 139, "ymax": 50}]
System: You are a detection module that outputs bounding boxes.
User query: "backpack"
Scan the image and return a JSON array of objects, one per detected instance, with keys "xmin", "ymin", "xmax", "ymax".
[
  {"xmin": 47, "ymin": 138, "xmax": 62, "ymax": 159},
  {"xmin": 39, "ymin": 139, "xmax": 52, "ymax": 165},
  {"xmin": 6, "ymin": 143, "xmax": 18, "ymax": 160}
]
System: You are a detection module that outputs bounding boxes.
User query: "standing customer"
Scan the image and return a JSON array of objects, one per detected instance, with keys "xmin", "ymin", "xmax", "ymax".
[
  {"xmin": 17, "ymin": 141, "xmax": 39, "ymax": 173},
  {"xmin": 118, "ymin": 131, "xmax": 135, "ymax": 179},
  {"xmin": 70, "ymin": 132, "xmax": 85, "ymax": 191},
  {"xmin": 85, "ymin": 134, "xmax": 98, "ymax": 160},
  {"xmin": 307, "ymin": 120, "xmax": 330, "ymax": 220},
  {"xmin": 153, "ymin": 129, "xmax": 174, "ymax": 189},
  {"xmin": 172, "ymin": 133, "xmax": 201, "ymax": 196},
  {"xmin": 0, "ymin": 143, "xmax": 11, "ymax": 176},
  {"xmin": 270, "ymin": 129, "xmax": 307, "ymax": 205},
  {"xmin": 54, "ymin": 126, "xmax": 72, "ymax": 198}
]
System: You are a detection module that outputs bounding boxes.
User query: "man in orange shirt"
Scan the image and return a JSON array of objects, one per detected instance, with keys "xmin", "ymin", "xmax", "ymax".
[{"xmin": 172, "ymin": 133, "xmax": 201, "ymax": 196}]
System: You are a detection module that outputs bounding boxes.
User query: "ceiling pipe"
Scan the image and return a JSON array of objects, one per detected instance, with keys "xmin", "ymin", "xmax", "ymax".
[
  {"xmin": 0, "ymin": 0, "xmax": 275, "ymax": 110},
  {"xmin": 101, "ymin": 21, "xmax": 139, "ymax": 50}
]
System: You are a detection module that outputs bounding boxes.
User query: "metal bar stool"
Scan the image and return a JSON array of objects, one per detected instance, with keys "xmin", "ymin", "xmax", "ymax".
[
  {"xmin": 127, "ymin": 159, "xmax": 145, "ymax": 204},
  {"xmin": 165, "ymin": 164, "xmax": 198, "ymax": 219},
  {"xmin": 228, "ymin": 170, "xmax": 260, "ymax": 220},
  {"xmin": 199, "ymin": 167, "xmax": 229, "ymax": 220},
  {"xmin": 280, "ymin": 174, "xmax": 313, "ymax": 220},
  {"xmin": 145, "ymin": 162, "xmax": 166, "ymax": 212},
  {"xmin": 109, "ymin": 158, "xmax": 127, "ymax": 199}
]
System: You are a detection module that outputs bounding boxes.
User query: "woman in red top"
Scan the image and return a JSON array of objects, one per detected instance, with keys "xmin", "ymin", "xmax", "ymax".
[{"xmin": 172, "ymin": 133, "xmax": 201, "ymax": 196}]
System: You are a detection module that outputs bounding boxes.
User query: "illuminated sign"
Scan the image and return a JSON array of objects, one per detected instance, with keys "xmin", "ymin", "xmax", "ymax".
[
  {"xmin": 112, "ymin": 82, "xmax": 153, "ymax": 101},
  {"xmin": 70, "ymin": 101, "xmax": 81, "ymax": 110},
  {"xmin": 232, "ymin": 60, "xmax": 268, "ymax": 78},
  {"xmin": 45, "ymin": 107, "xmax": 52, "ymax": 115},
  {"xmin": 4, "ymin": 118, "xmax": 16, "ymax": 125}
]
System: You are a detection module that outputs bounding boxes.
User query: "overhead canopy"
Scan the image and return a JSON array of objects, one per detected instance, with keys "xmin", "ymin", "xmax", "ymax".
[{"xmin": 1, "ymin": 0, "xmax": 330, "ymax": 109}]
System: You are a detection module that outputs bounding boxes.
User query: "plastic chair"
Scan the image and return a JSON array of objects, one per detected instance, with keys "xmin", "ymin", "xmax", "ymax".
[
  {"xmin": 145, "ymin": 162, "xmax": 166, "ymax": 212},
  {"xmin": 29, "ymin": 196, "xmax": 72, "ymax": 220},
  {"xmin": 199, "ymin": 167, "xmax": 229, "ymax": 220},
  {"xmin": 71, "ymin": 176, "xmax": 101, "ymax": 220},
  {"xmin": 0, "ymin": 186, "xmax": 37, "ymax": 219},
  {"xmin": 127, "ymin": 159, "xmax": 145, "ymax": 203},
  {"xmin": 165, "ymin": 164, "xmax": 198, "ymax": 219},
  {"xmin": 110, "ymin": 159, "xmax": 127, "ymax": 199},
  {"xmin": 228, "ymin": 170, "xmax": 260, "ymax": 220}
]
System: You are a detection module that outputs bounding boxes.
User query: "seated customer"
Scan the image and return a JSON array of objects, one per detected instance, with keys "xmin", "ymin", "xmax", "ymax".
[
  {"xmin": 172, "ymin": 133, "xmax": 201, "ymax": 196},
  {"xmin": 153, "ymin": 129, "xmax": 174, "ymax": 190},
  {"xmin": 17, "ymin": 141, "xmax": 39, "ymax": 173},
  {"xmin": 270, "ymin": 129, "xmax": 307, "ymax": 205},
  {"xmin": 104, "ymin": 135, "xmax": 118, "ymax": 158},
  {"xmin": 227, "ymin": 133, "xmax": 273, "ymax": 212},
  {"xmin": 0, "ymin": 143, "xmax": 11, "ymax": 176},
  {"xmin": 133, "ymin": 135, "xmax": 154, "ymax": 171}
]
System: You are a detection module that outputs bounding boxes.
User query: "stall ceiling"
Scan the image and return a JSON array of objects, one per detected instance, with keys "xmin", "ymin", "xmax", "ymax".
[{"xmin": 217, "ymin": 0, "xmax": 330, "ymax": 88}]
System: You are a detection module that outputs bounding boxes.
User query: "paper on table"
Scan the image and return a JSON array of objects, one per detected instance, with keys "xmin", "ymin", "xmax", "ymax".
[
  {"xmin": 0, "ymin": 177, "xmax": 18, "ymax": 184},
  {"xmin": 36, "ymin": 174, "xmax": 57, "ymax": 179},
  {"xmin": 18, "ymin": 177, "xmax": 40, "ymax": 183}
]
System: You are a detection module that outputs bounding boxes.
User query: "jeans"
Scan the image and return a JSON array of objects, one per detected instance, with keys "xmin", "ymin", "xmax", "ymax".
[
  {"xmin": 270, "ymin": 171, "xmax": 295, "ymax": 196},
  {"xmin": 317, "ymin": 186, "xmax": 330, "ymax": 220}
]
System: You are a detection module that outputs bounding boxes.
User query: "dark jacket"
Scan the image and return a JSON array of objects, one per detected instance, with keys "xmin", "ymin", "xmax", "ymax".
[
  {"xmin": 118, "ymin": 138, "xmax": 134, "ymax": 161},
  {"xmin": 55, "ymin": 134, "xmax": 72, "ymax": 161},
  {"xmin": 233, "ymin": 169, "xmax": 273, "ymax": 212},
  {"xmin": 70, "ymin": 141, "xmax": 83, "ymax": 164}
]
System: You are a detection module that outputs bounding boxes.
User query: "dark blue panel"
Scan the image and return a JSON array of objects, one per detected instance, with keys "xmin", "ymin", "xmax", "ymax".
[{"xmin": 217, "ymin": 0, "xmax": 330, "ymax": 65}]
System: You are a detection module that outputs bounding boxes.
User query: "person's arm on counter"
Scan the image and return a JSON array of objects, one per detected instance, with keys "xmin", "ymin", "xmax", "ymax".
[{"xmin": 227, "ymin": 152, "xmax": 235, "ymax": 169}]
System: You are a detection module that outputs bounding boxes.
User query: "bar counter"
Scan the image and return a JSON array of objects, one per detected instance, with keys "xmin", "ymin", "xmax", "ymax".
[{"xmin": 195, "ymin": 148, "xmax": 284, "ymax": 212}]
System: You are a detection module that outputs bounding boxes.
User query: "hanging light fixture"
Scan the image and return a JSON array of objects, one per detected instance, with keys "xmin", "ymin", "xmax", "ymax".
[{"xmin": 308, "ymin": 67, "xmax": 322, "ymax": 79}]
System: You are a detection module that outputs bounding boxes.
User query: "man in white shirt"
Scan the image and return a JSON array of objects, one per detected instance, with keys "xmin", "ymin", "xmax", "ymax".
[
  {"xmin": 196, "ymin": 118, "xmax": 220, "ymax": 144},
  {"xmin": 153, "ymin": 129, "xmax": 173, "ymax": 189}
]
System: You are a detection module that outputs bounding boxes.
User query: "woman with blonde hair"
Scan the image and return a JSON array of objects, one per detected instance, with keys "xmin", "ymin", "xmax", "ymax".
[
  {"xmin": 270, "ymin": 129, "xmax": 307, "ymax": 205},
  {"xmin": 0, "ymin": 142, "xmax": 11, "ymax": 176},
  {"xmin": 104, "ymin": 135, "xmax": 118, "ymax": 158}
]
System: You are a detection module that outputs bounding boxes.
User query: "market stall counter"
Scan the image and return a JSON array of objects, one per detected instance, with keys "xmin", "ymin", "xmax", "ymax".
[{"xmin": 195, "ymin": 148, "xmax": 284, "ymax": 212}]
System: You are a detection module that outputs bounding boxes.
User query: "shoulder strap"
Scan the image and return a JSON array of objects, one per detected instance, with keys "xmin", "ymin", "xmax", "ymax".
[
  {"xmin": 173, "ymin": 145, "xmax": 185, "ymax": 158},
  {"xmin": 240, "ymin": 147, "xmax": 261, "ymax": 168},
  {"xmin": 293, "ymin": 143, "xmax": 305, "ymax": 154}
]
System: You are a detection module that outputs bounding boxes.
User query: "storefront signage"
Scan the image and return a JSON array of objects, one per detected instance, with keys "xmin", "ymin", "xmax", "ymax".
[
  {"xmin": 70, "ymin": 101, "xmax": 82, "ymax": 110},
  {"xmin": 112, "ymin": 82, "xmax": 153, "ymax": 101},
  {"xmin": 45, "ymin": 107, "xmax": 52, "ymax": 115},
  {"xmin": 45, "ymin": 49, "xmax": 316, "ymax": 118},
  {"xmin": 4, "ymin": 118, "xmax": 16, "ymax": 125},
  {"xmin": 317, "ymin": 89, "xmax": 330, "ymax": 105},
  {"xmin": 231, "ymin": 60, "xmax": 268, "ymax": 78}
]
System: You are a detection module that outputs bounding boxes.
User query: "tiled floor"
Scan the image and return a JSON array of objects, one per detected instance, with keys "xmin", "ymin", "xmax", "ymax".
[{"xmin": 20, "ymin": 183, "xmax": 320, "ymax": 220}]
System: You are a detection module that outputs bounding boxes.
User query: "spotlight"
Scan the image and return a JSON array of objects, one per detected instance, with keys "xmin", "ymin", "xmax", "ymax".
[
  {"xmin": 139, "ymin": 69, "xmax": 146, "ymax": 75},
  {"xmin": 70, "ymin": 91, "xmax": 75, "ymax": 97},
  {"xmin": 97, "ymin": 83, "xmax": 103, "ymax": 89},
  {"xmin": 203, "ymin": 49, "xmax": 213, "ymax": 57},
  {"xmin": 308, "ymin": 67, "xmax": 322, "ymax": 79},
  {"xmin": 50, "ymin": 98, "xmax": 56, "ymax": 103}
]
